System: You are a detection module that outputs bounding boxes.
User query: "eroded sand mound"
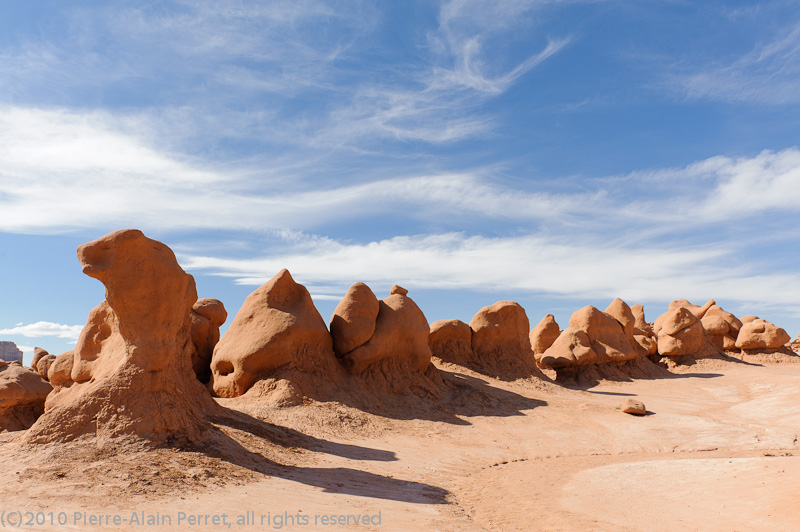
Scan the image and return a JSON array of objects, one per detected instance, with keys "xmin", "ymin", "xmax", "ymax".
[
  {"xmin": 24, "ymin": 229, "xmax": 216, "ymax": 445},
  {"xmin": 0, "ymin": 361, "xmax": 51, "ymax": 431},
  {"xmin": 30, "ymin": 348, "xmax": 50, "ymax": 375},
  {"xmin": 654, "ymin": 306, "xmax": 719, "ymax": 358},
  {"xmin": 529, "ymin": 314, "xmax": 560, "ymax": 359},
  {"xmin": 540, "ymin": 302, "xmax": 640, "ymax": 369},
  {"xmin": 190, "ymin": 298, "xmax": 227, "ymax": 384},
  {"xmin": 429, "ymin": 319, "xmax": 473, "ymax": 365},
  {"xmin": 459, "ymin": 301, "xmax": 545, "ymax": 380},
  {"xmin": 207, "ymin": 275, "xmax": 445, "ymax": 407},
  {"xmin": 702, "ymin": 304, "xmax": 742, "ymax": 350},
  {"xmin": 330, "ymin": 282, "xmax": 380, "ymax": 357},
  {"xmin": 736, "ymin": 318, "xmax": 791, "ymax": 350},
  {"xmin": 339, "ymin": 285, "xmax": 432, "ymax": 377},
  {"xmin": 210, "ymin": 269, "xmax": 340, "ymax": 398}
]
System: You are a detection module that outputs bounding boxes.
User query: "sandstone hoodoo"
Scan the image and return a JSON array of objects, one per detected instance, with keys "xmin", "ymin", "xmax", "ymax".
[
  {"xmin": 529, "ymin": 314, "xmax": 560, "ymax": 361},
  {"xmin": 605, "ymin": 299, "xmax": 636, "ymax": 341},
  {"xmin": 468, "ymin": 301, "xmax": 544, "ymax": 379},
  {"xmin": 540, "ymin": 303, "xmax": 639, "ymax": 369},
  {"xmin": 337, "ymin": 285, "xmax": 432, "ymax": 377},
  {"xmin": 630, "ymin": 304, "xmax": 658, "ymax": 356},
  {"xmin": 653, "ymin": 306, "xmax": 718, "ymax": 359},
  {"xmin": 604, "ymin": 298, "xmax": 651, "ymax": 357},
  {"xmin": 390, "ymin": 284, "xmax": 409, "ymax": 296},
  {"xmin": 428, "ymin": 319, "xmax": 473, "ymax": 366},
  {"xmin": 0, "ymin": 360, "xmax": 52, "ymax": 431},
  {"xmin": 34, "ymin": 354, "xmax": 56, "ymax": 381},
  {"xmin": 190, "ymin": 298, "xmax": 227, "ymax": 384},
  {"xmin": 210, "ymin": 269, "xmax": 339, "ymax": 398},
  {"xmin": 539, "ymin": 328, "xmax": 596, "ymax": 368},
  {"xmin": 668, "ymin": 298, "xmax": 716, "ymax": 319},
  {"xmin": 630, "ymin": 304, "xmax": 652, "ymax": 334},
  {"xmin": 24, "ymin": 229, "xmax": 216, "ymax": 445},
  {"xmin": 735, "ymin": 318, "xmax": 791, "ymax": 350},
  {"xmin": 702, "ymin": 304, "xmax": 742, "ymax": 350},
  {"xmin": 330, "ymin": 282, "xmax": 380, "ymax": 358},
  {"xmin": 47, "ymin": 350, "xmax": 74, "ymax": 388},
  {"xmin": 30, "ymin": 347, "xmax": 49, "ymax": 370}
]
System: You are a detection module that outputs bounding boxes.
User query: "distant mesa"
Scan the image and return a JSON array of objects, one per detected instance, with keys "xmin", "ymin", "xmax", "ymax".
[{"xmin": 0, "ymin": 341, "xmax": 23, "ymax": 364}]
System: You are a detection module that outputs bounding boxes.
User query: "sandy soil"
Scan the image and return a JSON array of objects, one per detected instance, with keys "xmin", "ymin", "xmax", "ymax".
[{"xmin": 1, "ymin": 355, "xmax": 799, "ymax": 531}]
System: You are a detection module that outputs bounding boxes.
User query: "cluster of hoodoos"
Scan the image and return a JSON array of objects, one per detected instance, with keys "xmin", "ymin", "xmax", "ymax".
[{"xmin": 0, "ymin": 229, "xmax": 794, "ymax": 441}]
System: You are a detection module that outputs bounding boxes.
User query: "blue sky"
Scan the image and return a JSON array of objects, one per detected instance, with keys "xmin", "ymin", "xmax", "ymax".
[{"xmin": 2, "ymin": 1, "xmax": 800, "ymax": 365}]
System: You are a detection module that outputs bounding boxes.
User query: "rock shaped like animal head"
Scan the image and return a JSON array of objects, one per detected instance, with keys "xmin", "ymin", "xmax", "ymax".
[{"xmin": 77, "ymin": 229, "xmax": 197, "ymax": 348}]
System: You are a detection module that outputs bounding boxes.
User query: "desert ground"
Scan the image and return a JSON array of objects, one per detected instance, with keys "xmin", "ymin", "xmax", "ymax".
[{"xmin": 2, "ymin": 352, "xmax": 799, "ymax": 532}]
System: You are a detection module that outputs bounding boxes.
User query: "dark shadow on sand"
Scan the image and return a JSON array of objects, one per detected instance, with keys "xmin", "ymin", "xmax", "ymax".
[
  {"xmin": 208, "ymin": 407, "xmax": 398, "ymax": 462},
  {"xmin": 196, "ymin": 406, "xmax": 449, "ymax": 505},
  {"xmin": 668, "ymin": 352, "xmax": 764, "ymax": 368},
  {"xmin": 322, "ymin": 368, "xmax": 548, "ymax": 426},
  {"xmin": 553, "ymin": 355, "xmax": 735, "ymax": 390},
  {"xmin": 584, "ymin": 390, "xmax": 638, "ymax": 397}
]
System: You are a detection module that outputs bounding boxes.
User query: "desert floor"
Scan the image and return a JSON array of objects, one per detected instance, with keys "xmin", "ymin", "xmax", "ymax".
[{"xmin": 1, "ymin": 355, "xmax": 799, "ymax": 532}]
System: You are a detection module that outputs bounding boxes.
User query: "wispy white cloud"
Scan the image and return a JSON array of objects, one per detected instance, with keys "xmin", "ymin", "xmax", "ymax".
[
  {"xmin": 180, "ymin": 231, "xmax": 800, "ymax": 313},
  {"xmin": 700, "ymin": 149, "xmax": 800, "ymax": 218},
  {"xmin": 0, "ymin": 322, "xmax": 83, "ymax": 340},
  {"xmin": 674, "ymin": 22, "xmax": 800, "ymax": 104},
  {"xmin": 612, "ymin": 148, "xmax": 800, "ymax": 225},
  {"xmin": 0, "ymin": 1, "xmax": 371, "ymax": 98},
  {"xmin": 2, "ymin": 105, "xmax": 799, "ymax": 237},
  {"xmin": 311, "ymin": 88, "xmax": 496, "ymax": 145},
  {"xmin": 428, "ymin": 37, "xmax": 569, "ymax": 95},
  {"xmin": 302, "ymin": 0, "xmax": 572, "ymax": 146},
  {"xmin": 431, "ymin": 0, "xmax": 571, "ymax": 94},
  {"xmin": 0, "ymin": 0, "xmax": 569, "ymax": 152},
  {"xmin": 0, "ymin": 106, "xmax": 591, "ymax": 233},
  {"xmin": 0, "ymin": 107, "xmax": 219, "ymax": 183}
]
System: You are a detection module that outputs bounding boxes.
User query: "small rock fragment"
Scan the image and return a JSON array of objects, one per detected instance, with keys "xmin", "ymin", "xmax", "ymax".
[
  {"xmin": 390, "ymin": 284, "xmax": 408, "ymax": 296},
  {"xmin": 621, "ymin": 398, "xmax": 646, "ymax": 415}
]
